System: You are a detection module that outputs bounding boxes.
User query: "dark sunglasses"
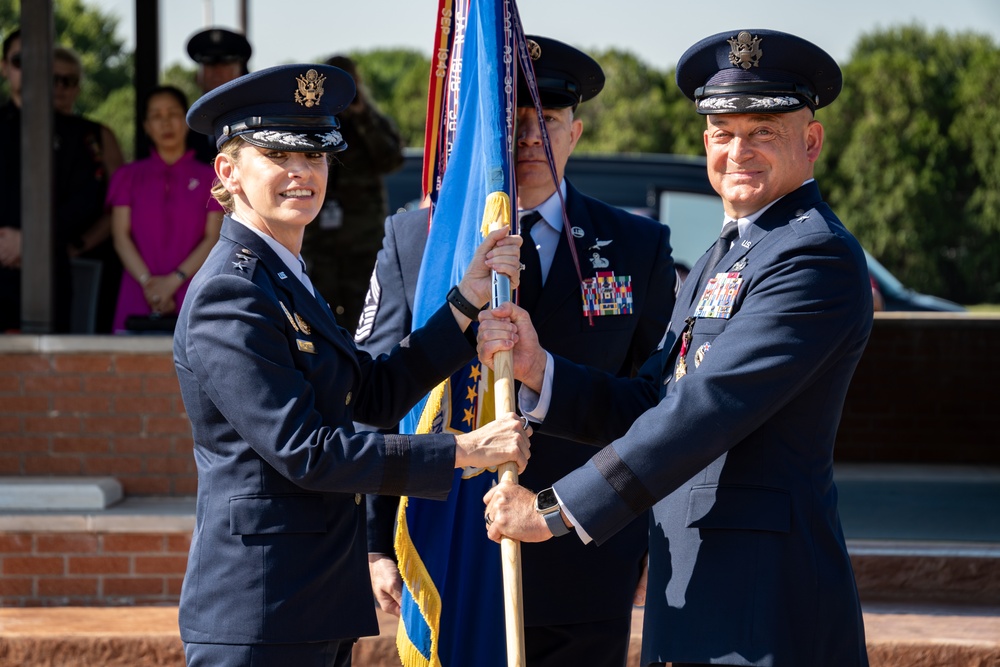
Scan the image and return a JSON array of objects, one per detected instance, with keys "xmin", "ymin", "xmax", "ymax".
[{"xmin": 53, "ymin": 74, "xmax": 80, "ymax": 88}]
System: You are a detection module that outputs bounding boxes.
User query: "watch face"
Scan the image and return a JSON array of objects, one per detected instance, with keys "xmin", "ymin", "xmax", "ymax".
[{"xmin": 535, "ymin": 487, "xmax": 559, "ymax": 512}]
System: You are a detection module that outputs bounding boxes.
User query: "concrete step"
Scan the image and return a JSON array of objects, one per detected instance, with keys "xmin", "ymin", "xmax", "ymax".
[
  {"xmin": 0, "ymin": 477, "xmax": 122, "ymax": 511},
  {"xmin": 0, "ymin": 604, "xmax": 997, "ymax": 667},
  {"xmin": 850, "ymin": 540, "xmax": 1000, "ymax": 605}
]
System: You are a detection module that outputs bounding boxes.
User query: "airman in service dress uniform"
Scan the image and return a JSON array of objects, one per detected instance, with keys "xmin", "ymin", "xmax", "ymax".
[
  {"xmin": 481, "ymin": 29, "xmax": 872, "ymax": 667},
  {"xmin": 359, "ymin": 36, "xmax": 675, "ymax": 667}
]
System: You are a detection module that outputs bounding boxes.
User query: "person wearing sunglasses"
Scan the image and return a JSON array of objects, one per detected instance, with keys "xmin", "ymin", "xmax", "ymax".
[
  {"xmin": 51, "ymin": 45, "xmax": 126, "ymax": 333},
  {"xmin": 0, "ymin": 28, "xmax": 107, "ymax": 333}
]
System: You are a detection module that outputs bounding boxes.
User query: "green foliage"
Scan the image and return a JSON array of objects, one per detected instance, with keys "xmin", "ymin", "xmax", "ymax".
[
  {"xmin": 818, "ymin": 24, "xmax": 1000, "ymax": 303},
  {"xmin": 575, "ymin": 49, "xmax": 669, "ymax": 153},
  {"xmin": 160, "ymin": 62, "xmax": 200, "ymax": 110},
  {"xmin": 351, "ymin": 49, "xmax": 431, "ymax": 147},
  {"xmin": 951, "ymin": 42, "xmax": 1000, "ymax": 301},
  {"xmin": 314, "ymin": 48, "xmax": 431, "ymax": 148},
  {"xmin": 89, "ymin": 84, "xmax": 132, "ymax": 157},
  {"xmin": 575, "ymin": 52, "xmax": 703, "ymax": 157},
  {"xmin": 2, "ymin": 0, "xmax": 132, "ymax": 153},
  {"xmin": 53, "ymin": 0, "xmax": 131, "ymax": 111}
]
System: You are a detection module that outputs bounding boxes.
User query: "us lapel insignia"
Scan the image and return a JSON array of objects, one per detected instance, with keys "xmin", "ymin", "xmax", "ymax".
[
  {"xmin": 571, "ymin": 227, "xmax": 585, "ymax": 238},
  {"xmin": 279, "ymin": 301, "xmax": 299, "ymax": 332},
  {"xmin": 294, "ymin": 312, "xmax": 312, "ymax": 335},
  {"xmin": 296, "ymin": 339, "xmax": 316, "ymax": 354}
]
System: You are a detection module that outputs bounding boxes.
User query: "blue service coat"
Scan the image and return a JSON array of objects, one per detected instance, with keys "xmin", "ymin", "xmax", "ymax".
[
  {"xmin": 544, "ymin": 182, "xmax": 872, "ymax": 666},
  {"xmin": 359, "ymin": 182, "xmax": 675, "ymax": 627},
  {"xmin": 173, "ymin": 216, "xmax": 473, "ymax": 645}
]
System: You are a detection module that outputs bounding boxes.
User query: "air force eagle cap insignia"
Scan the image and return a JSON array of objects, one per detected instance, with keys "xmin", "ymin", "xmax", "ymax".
[
  {"xmin": 518, "ymin": 35, "xmax": 605, "ymax": 109},
  {"xmin": 186, "ymin": 63, "xmax": 355, "ymax": 151},
  {"xmin": 676, "ymin": 29, "xmax": 842, "ymax": 115}
]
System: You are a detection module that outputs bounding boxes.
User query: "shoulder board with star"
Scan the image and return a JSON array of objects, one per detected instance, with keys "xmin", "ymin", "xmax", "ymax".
[
  {"xmin": 787, "ymin": 207, "xmax": 831, "ymax": 236},
  {"xmin": 224, "ymin": 247, "xmax": 260, "ymax": 279}
]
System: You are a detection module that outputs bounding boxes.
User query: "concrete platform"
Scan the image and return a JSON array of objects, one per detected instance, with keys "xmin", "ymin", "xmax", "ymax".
[
  {"xmin": 0, "ymin": 604, "xmax": 997, "ymax": 667},
  {"xmin": 0, "ymin": 477, "xmax": 122, "ymax": 511}
]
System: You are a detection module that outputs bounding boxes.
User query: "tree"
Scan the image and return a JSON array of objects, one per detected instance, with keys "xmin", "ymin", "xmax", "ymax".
[
  {"xmin": 950, "ymin": 42, "xmax": 1000, "ymax": 302},
  {"xmin": 574, "ymin": 49, "xmax": 671, "ymax": 153},
  {"xmin": 818, "ymin": 25, "xmax": 1000, "ymax": 303},
  {"xmin": 328, "ymin": 48, "xmax": 431, "ymax": 148},
  {"xmin": 1, "ymin": 0, "xmax": 132, "ymax": 151}
]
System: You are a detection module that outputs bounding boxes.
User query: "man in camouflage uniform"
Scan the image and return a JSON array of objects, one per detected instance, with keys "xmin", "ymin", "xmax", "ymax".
[{"xmin": 301, "ymin": 55, "xmax": 405, "ymax": 330}]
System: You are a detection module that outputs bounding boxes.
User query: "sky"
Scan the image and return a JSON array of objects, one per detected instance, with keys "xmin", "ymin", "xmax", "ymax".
[{"xmin": 88, "ymin": 0, "xmax": 1000, "ymax": 73}]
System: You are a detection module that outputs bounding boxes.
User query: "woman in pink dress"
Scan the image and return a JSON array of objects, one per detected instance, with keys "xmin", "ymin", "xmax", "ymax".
[{"xmin": 109, "ymin": 85, "xmax": 223, "ymax": 332}]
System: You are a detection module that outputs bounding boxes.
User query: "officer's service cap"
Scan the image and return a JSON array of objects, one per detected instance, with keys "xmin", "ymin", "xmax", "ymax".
[
  {"xmin": 187, "ymin": 64, "xmax": 355, "ymax": 152},
  {"xmin": 676, "ymin": 29, "xmax": 842, "ymax": 115},
  {"xmin": 186, "ymin": 27, "xmax": 252, "ymax": 65},
  {"xmin": 518, "ymin": 35, "xmax": 604, "ymax": 109}
]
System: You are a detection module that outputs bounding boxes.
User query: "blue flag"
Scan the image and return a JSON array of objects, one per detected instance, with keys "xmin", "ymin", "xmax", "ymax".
[{"xmin": 394, "ymin": 1, "xmax": 519, "ymax": 666}]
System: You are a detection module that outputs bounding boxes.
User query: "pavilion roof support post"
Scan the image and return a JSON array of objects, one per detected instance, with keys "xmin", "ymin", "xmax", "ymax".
[
  {"xmin": 19, "ymin": 1, "xmax": 55, "ymax": 334},
  {"xmin": 238, "ymin": 0, "xmax": 249, "ymax": 40},
  {"xmin": 133, "ymin": 0, "xmax": 159, "ymax": 160}
]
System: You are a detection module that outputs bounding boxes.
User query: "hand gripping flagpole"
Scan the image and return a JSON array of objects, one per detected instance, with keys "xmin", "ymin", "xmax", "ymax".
[{"xmin": 481, "ymin": 191, "xmax": 526, "ymax": 667}]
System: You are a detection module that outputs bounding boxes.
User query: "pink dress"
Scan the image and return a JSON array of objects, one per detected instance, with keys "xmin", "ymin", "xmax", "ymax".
[{"xmin": 107, "ymin": 149, "xmax": 222, "ymax": 332}]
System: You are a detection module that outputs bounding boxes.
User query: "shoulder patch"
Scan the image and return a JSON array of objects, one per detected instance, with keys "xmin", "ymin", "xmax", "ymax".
[{"xmin": 354, "ymin": 261, "xmax": 381, "ymax": 342}]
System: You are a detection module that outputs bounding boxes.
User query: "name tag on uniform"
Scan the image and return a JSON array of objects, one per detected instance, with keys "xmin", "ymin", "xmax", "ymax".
[
  {"xmin": 296, "ymin": 339, "xmax": 317, "ymax": 354},
  {"xmin": 694, "ymin": 272, "xmax": 743, "ymax": 319},
  {"xmin": 581, "ymin": 271, "xmax": 633, "ymax": 316}
]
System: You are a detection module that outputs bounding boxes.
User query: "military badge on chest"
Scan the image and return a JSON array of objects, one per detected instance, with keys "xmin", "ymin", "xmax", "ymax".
[
  {"xmin": 694, "ymin": 271, "xmax": 744, "ymax": 320},
  {"xmin": 582, "ymin": 272, "xmax": 633, "ymax": 316},
  {"xmin": 279, "ymin": 299, "xmax": 317, "ymax": 354},
  {"xmin": 576, "ymin": 235, "xmax": 632, "ymax": 317}
]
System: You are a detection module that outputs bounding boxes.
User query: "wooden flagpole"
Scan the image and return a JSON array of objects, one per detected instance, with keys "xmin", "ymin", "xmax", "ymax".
[{"xmin": 481, "ymin": 191, "xmax": 526, "ymax": 667}]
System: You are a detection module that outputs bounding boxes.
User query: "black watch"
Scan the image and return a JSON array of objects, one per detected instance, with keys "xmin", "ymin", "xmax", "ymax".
[
  {"xmin": 446, "ymin": 285, "xmax": 483, "ymax": 320},
  {"xmin": 535, "ymin": 487, "xmax": 571, "ymax": 537}
]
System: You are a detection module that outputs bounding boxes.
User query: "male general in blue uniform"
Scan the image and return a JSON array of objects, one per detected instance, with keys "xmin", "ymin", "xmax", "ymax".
[
  {"xmin": 357, "ymin": 35, "xmax": 675, "ymax": 667},
  {"xmin": 481, "ymin": 29, "xmax": 872, "ymax": 667}
]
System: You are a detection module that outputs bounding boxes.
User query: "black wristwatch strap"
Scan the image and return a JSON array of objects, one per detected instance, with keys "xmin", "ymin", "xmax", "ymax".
[{"xmin": 447, "ymin": 285, "xmax": 482, "ymax": 320}]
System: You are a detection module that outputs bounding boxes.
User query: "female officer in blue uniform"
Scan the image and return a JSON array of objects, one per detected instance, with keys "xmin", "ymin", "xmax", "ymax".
[{"xmin": 175, "ymin": 63, "xmax": 529, "ymax": 666}]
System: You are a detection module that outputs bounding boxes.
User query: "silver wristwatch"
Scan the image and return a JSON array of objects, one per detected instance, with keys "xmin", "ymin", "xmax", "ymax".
[{"xmin": 535, "ymin": 487, "xmax": 571, "ymax": 537}]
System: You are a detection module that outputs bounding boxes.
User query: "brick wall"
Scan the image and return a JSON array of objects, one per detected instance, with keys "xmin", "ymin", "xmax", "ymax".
[
  {"xmin": 0, "ymin": 338, "xmax": 196, "ymax": 496},
  {"xmin": 0, "ymin": 531, "xmax": 190, "ymax": 607},
  {"xmin": 0, "ymin": 316, "xmax": 998, "ymax": 606}
]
